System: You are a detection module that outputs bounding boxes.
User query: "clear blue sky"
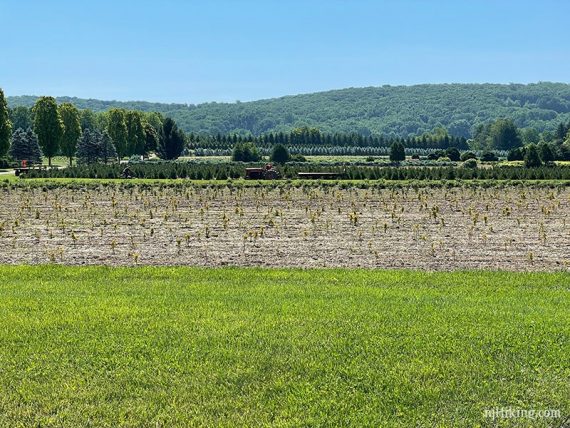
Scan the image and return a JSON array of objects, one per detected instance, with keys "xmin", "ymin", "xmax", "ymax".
[{"xmin": 2, "ymin": 0, "xmax": 569, "ymax": 104}]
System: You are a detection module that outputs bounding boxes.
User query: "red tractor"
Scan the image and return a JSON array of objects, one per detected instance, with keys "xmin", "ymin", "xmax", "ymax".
[{"xmin": 244, "ymin": 163, "xmax": 280, "ymax": 180}]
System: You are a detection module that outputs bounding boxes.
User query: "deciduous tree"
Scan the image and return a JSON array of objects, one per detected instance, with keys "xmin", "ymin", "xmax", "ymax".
[
  {"xmin": 8, "ymin": 106, "xmax": 31, "ymax": 132},
  {"xmin": 524, "ymin": 144, "xmax": 542, "ymax": 168},
  {"xmin": 0, "ymin": 89, "xmax": 12, "ymax": 158},
  {"xmin": 143, "ymin": 122, "xmax": 159, "ymax": 154},
  {"xmin": 33, "ymin": 96, "xmax": 63, "ymax": 167},
  {"xmin": 232, "ymin": 142, "xmax": 261, "ymax": 162},
  {"xmin": 126, "ymin": 111, "xmax": 146, "ymax": 156},
  {"xmin": 538, "ymin": 142, "xmax": 555, "ymax": 164},
  {"xmin": 59, "ymin": 103, "xmax": 82, "ymax": 166},
  {"xmin": 107, "ymin": 109, "xmax": 128, "ymax": 158},
  {"xmin": 490, "ymin": 119, "xmax": 522, "ymax": 151},
  {"xmin": 80, "ymin": 109, "xmax": 98, "ymax": 131}
]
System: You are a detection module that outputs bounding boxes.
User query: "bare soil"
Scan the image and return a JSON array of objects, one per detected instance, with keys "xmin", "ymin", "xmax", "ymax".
[{"xmin": 1, "ymin": 185, "xmax": 569, "ymax": 271}]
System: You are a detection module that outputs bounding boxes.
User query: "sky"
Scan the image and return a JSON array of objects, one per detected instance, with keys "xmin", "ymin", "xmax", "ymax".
[{"xmin": 1, "ymin": 0, "xmax": 570, "ymax": 104}]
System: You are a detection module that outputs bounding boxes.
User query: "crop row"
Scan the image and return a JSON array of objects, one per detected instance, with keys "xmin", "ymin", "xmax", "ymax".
[{"xmin": 22, "ymin": 162, "xmax": 570, "ymax": 181}]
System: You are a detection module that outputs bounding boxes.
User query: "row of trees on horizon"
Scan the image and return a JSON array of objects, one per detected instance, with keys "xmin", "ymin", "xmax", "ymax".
[
  {"xmin": 2, "ymin": 88, "xmax": 570, "ymax": 165},
  {"xmin": 0, "ymin": 90, "xmax": 185, "ymax": 166}
]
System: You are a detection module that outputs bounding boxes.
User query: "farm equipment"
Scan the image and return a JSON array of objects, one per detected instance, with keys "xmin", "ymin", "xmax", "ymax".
[
  {"xmin": 245, "ymin": 164, "xmax": 280, "ymax": 180},
  {"xmin": 14, "ymin": 160, "xmax": 46, "ymax": 177},
  {"xmin": 121, "ymin": 166, "xmax": 135, "ymax": 179}
]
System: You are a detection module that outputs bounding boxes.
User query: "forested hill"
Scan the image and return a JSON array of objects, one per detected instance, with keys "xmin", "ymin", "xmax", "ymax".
[{"xmin": 8, "ymin": 82, "xmax": 570, "ymax": 138}]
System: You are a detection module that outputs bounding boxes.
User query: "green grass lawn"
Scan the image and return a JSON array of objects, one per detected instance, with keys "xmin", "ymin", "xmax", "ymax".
[
  {"xmin": 0, "ymin": 267, "xmax": 568, "ymax": 427},
  {"xmin": 41, "ymin": 156, "xmax": 70, "ymax": 168}
]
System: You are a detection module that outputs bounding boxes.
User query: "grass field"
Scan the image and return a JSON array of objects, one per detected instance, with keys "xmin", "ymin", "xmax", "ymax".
[{"xmin": 0, "ymin": 266, "xmax": 568, "ymax": 427}]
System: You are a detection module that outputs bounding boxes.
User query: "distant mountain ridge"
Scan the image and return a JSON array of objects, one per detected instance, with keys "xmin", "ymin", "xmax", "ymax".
[{"xmin": 8, "ymin": 82, "xmax": 570, "ymax": 138}]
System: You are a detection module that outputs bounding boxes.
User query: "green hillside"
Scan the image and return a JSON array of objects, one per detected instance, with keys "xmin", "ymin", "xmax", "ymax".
[{"xmin": 8, "ymin": 82, "xmax": 570, "ymax": 137}]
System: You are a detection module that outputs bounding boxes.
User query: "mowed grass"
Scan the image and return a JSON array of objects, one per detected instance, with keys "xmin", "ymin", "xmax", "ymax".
[{"xmin": 0, "ymin": 267, "xmax": 568, "ymax": 427}]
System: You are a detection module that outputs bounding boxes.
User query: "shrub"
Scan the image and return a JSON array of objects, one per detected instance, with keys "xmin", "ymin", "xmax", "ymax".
[
  {"xmin": 481, "ymin": 151, "xmax": 498, "ymax": 162},
  {"xmin": 460, "ymin": 151, "xmax": 477, "ymax": 161},
  {"xmin": 462, "ymin": 158, "xmax": 478, "ymax": 169},
  {"xmin": 427, "ymin": 150, "xmax": 446, "ymax": 160},
  {"xmin": 445, "ymin": 147, "xmax": 461, "ymax": 161}
]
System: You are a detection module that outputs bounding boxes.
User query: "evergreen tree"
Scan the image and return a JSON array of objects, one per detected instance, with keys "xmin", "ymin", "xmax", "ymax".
[
  {"xmin": 270, "ymin": 144, "xmax": 290, "ymax": 164},
  {"xmin": 77, "ymin": 129, "xmax": 99, "ymax": 164},
  {"xmin": 9, "ymin": 128, "xmax": 42, "ymax": 164},
  {"xmin": 157, "ymin": 118, "xmax": 185, "ymax": 160},
  {"xmin": 389, "ymin": 141, "xmax": 405, "ymax": 162},
  {"xmin": 77, "ymin": 129, "xmax": 117, "ymax": 164},
  {"xmin": 107, "ymin": 109, "xmax": 128, "ymax": 158},
  {"xmin": 33, "ymin": 96, "xmax": 63, "ymax": 167},
  {"xmin": 100, "ymin": 131, "xmax": 118, "ymax": 164},
  {"xmin": 0, "ymin": 89, "xmax": 13, "ymax": 158},
  {"xmin": 59, "ymin": 103, "xmax": 82, "ymax": 166},
  {"xmin": 524, "ymin": 144, "xmax": 542, "ymax": 168}
]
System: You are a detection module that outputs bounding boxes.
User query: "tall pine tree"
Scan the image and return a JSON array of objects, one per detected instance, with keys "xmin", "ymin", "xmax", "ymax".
[{"xmin": 157, "ymin": 118, "xmax": 185, "ymax": 160}]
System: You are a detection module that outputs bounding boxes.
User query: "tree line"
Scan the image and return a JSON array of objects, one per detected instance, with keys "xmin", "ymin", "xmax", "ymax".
[
  {"xmin": 0, "ymin": 90, "xmax": 185, "ymax": 166},
  {"xmin": 189, "ymin": 126, "xmax": 469, "ymax": 151},
  {"xmin": 8, "ymin": 83, "xmax": 570, "ymax": 138},
  {"xmin": 3, "ymin": 88, "xmax": 570, "ymax": 167}
]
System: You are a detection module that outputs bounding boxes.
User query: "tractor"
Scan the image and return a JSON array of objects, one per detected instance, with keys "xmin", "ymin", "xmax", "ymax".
[{"xmin": 244, "ymin": 164, "xmax": 280, "ymax": 180}]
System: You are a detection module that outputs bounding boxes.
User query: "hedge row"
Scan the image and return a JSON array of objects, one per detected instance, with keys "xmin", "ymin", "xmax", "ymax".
[{"xmin": 21, "ymin": 162, "xmax": 570, "ymax": 181}]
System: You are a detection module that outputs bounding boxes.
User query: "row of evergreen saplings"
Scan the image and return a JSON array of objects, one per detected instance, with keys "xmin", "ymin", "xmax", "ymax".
[{"xmin": 25, "ymin": 162, "xmax": 570, "ymax": 181}]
